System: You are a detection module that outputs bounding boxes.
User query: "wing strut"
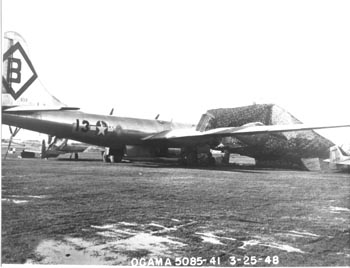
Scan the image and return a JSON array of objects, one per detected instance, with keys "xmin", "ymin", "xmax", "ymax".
[{"xmin": 3, "ymin": 126, "xmax": 21, "ymax": 160}]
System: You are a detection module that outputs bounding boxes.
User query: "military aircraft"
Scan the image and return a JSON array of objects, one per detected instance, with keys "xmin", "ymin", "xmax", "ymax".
[
  {"xmin": 42, "ymin": 136, "xmax": 93, "ymax": 159},
  {"xmin": 2, "ymin": 135, "xmax": 92, "ymax": 160},
  {"xmin": 2, "ymin": 32, "xmax": 350, "ymax": 165},
  {"xmin": 324, "ymin": 146, "xmax": 350, "ymax": 172},
  {"xmin": 2, "ymin": 138, "xmax": 41, "ymax": 158}
]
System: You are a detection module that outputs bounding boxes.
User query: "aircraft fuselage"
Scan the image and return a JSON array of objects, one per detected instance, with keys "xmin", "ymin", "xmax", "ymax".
[{"xmin": 2, "ymin": 110, "xmax": 194, "ymax": 148}]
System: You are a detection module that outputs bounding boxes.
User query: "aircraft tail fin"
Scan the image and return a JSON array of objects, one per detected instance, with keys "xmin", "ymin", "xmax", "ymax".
[
  {"xmin": 328, "ymin": 145, "xmax": 350, "ymax": 164},
  {"xmin": 2, "ymin": 32, "xmax": 76, "ymax": 111}
]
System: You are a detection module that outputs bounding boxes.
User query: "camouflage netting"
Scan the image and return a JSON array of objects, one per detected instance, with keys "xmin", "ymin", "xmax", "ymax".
[{"xmin": 206, "ymin": 104, "xmax": 334, "ymax": 166}]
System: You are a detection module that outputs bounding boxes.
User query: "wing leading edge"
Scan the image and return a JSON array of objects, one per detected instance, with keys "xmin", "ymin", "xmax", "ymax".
[{"xmin": 142, "ymin": 123, "xmax": 350, "ymax": 143}]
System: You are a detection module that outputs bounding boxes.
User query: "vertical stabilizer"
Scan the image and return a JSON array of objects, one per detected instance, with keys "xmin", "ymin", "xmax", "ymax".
[
  {"xmin": 326, "ymin": 145, "xmax": 350, "ymax": 171},
  {"xmin": 329, "ymin": 146, "xmax": 350, "ymax": 163},
  {"xmin": 2, "ymin": 31, "xmax": 67, "ymax": 109}
]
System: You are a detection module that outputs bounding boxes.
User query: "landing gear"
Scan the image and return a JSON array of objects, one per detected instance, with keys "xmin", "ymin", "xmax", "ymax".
[
  {"xmin": 102, "ymin": 147, "xmax": 125, "ymax": 163},
  {"xmin": 187, "ymin": 151, "xmax": 198, "ymax": 165},
  {"xmin": 102, "ymin": 151, "xmax": 110, "ymax": 163},
  {"xmin": 154, "ymin": 146, "xmax": 169, "ymax": 157},
  {"xmin": 180, "ymin": 146, "xmax": 216, "ymax": 166},
  {"xmin": 208, "ymin": 153, "xmax": 216, "ymax": 166},
  {"xmin": 109, "ymin": 149, "xmax": 123, "ymax": 163},
  {"xmin": 179, "ymin": 148, "xmax": 197, "ymax": 165}
]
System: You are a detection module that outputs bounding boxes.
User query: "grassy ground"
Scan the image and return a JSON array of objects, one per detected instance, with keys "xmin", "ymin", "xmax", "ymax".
[{"xmin": 2, "ymin": 157, "xmax": 350, "ymax": 266}]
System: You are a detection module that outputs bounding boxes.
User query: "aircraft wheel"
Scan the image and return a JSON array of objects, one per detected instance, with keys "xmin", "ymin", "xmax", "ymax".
[
  {"xmin": 110, "ymin": 148, "xmax": 124, "ymax": 163},
  {"xmin": 208, "ymin": 156, "xmax": 216, "ymax": 166},
  {"xmin": 186, "ymin": 152, "xmax": 198, "ymax": 165},
  {"xmin": 113, "ymin": 154, "xmax": 123, "ymax": 163},
  {"xmin": 74, "ymin": 153, "xmax": 79, "ymax": 160},
  {"xmin": 179, "ymin": 156, "xmax": 187, "ymax": 165}
]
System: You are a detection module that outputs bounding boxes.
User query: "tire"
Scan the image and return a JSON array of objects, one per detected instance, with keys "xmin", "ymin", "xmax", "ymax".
[
  {"xmin": 208, "ymin": 156, "xmax": 216, "ymax": 166},
  {"xmin": 111, "ymin": 148, "xmax": 123, "ymax": 163},
  {"xmin": 187, "ymin": 152, "xmax": 198, "ymax": 165}
]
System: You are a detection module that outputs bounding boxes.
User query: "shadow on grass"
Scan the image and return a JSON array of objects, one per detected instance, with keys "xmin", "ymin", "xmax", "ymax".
[
  {"xmin": 130, "ymin": 161, "xmax": 268, "ymax": 174},
  {"xmin": 50, "ymin": 156, "xmax": 289, "ymax": 174},
  {"xmin": 56, "ymin": 158, "xmax": 102, "ymax": 162}
]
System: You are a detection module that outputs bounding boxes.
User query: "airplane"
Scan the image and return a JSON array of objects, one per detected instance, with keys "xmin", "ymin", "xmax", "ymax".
[
  {"xmin": 207, "ymin": 104, "xmax": 338, "ymax": 169},
  {"xmin": 2, "ymin": 31, "xmax": 350, "ymax": 166},
  {"xmin": 324, "ymin": 146, "xmax": 350, "ymax": 172},
  {"xmin": 41, "ymin": 107, "xmax": 115, "ymax": 159},
  {"xmin": 2, "ymin": 135, "xmax": 92, "ymax": 159},
  {"xmin": 2, "ymin": 138, "xmax": 42, "ymax": 158},
  {"xmin": 42, "ymin": 136, "xmax": 94, "ymax": 159}
]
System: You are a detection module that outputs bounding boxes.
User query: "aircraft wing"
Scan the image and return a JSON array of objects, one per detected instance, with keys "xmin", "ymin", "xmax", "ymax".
[
  {"xmin": 3, "ymin": 106, "xmax": 80, "ymax": 113},
  {"xmin": 342, "ymin": 159, "xmax": 350, "ymax": 165},
  {"xmin": 324, "ymin": 159, "xmax": 350, "ymax": 165},
  {"xmin": 143, "ymin": 123, "xmax": 350, "ymax": 143},
  {"xmin": 20, "ymin": 142, "xmax": 42, "ymax": 154}
]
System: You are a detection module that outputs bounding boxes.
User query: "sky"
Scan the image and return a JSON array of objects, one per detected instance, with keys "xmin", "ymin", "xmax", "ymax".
[{"xmin": 2, "ymin": 0, "xmax": 350, "ymax": 144}]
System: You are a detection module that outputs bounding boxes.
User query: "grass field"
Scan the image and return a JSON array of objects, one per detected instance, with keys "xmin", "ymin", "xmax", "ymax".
[{"xmin": 2, "ymin": 157, "xmax": 350, "ymax": 266}]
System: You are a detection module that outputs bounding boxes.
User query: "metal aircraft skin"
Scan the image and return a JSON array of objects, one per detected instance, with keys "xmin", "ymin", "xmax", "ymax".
[
  {"xmin": 2, "ymin": 136, "xmax": 92, "ymax": 159},
  {"xmin": 2, "ymin": 32, "xmax": 350, "ymax": 164},
  {"xmin": 42, "ymin": 137, "xmax": 93, "ymax": 159},
  {"xmin": 324, "ymin": 146, "xmax": 350, "ymax": 171}
]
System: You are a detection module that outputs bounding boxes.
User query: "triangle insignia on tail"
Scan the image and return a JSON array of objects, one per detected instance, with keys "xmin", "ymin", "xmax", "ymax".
[{"xmin": 2, "ymin": 42, "xmax": 38, "ymax": 100}]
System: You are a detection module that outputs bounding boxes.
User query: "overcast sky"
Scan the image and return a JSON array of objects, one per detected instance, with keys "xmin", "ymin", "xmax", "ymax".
[{"xmin": 2, "ymin": 0, "xmax": 350, "ymax": 144}]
